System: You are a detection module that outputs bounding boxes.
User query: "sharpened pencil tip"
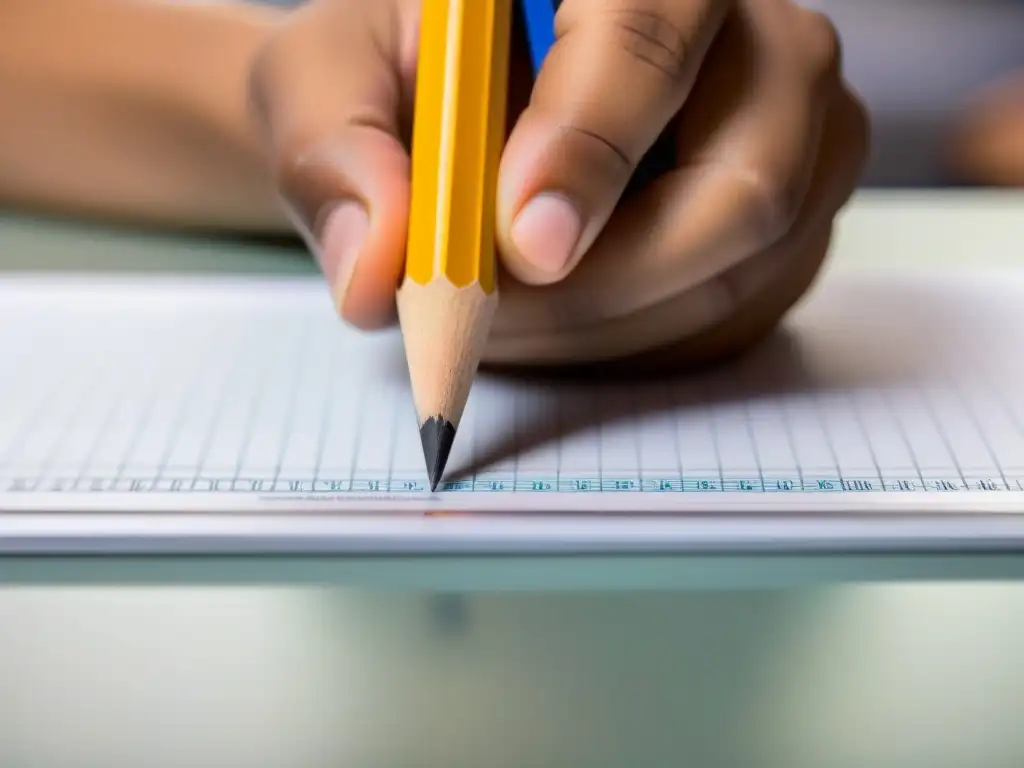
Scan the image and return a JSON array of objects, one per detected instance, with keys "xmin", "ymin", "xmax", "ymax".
[{"xmin": 420, "ymin": 416, "xmax": 456, "ymax": 492}]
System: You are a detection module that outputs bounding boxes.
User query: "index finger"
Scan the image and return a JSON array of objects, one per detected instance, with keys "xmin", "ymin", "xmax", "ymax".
[{"xmin": 497, "ymin": 0, "xmax": 729, "ymax": 284}]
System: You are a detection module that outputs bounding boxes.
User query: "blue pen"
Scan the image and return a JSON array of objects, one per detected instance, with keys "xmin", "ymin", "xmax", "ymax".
[
  {"xmin": 517, "ymin": 0, "xmax": 674, "ymax": 192},
  {"xmin": 518, "ymin": 0, "xmax": 557, "ymax": 75}
]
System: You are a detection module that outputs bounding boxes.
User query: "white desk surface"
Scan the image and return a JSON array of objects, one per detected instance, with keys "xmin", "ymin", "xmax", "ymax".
[
  {"xmin": 830, "ymin": 190, "xmax": 1024, "ymax": 268},
  {"xmin": 1, "ymin": 189, "xmax": 1023, "ymax": 272},
  {"xmin": 2, "ymin": 190, "xmax": 1024, "ymax": 558},
  {"xmin": 3, "ymin": 191, "xmax": 1024, "ymax": 768}
]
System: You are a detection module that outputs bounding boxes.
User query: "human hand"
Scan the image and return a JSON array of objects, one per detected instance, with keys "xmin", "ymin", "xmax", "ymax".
[
  {"xmin": 946, "ymin": 71, "xmax": 1024, "ymax": 188},
  {"xmin": 249, "ymin": 0, "xmax": 869, "ymax": 372}
]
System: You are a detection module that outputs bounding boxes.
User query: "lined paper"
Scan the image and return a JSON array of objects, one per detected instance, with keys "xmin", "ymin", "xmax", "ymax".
[{"xmin": 2, "ymin": 269, "xmax": 1024, "ymax": 513}]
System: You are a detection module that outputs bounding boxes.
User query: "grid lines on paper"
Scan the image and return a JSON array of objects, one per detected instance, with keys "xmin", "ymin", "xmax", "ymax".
[{"xmin": 3, "ymin": 278, "xmax": 1024, "ymax": 496}]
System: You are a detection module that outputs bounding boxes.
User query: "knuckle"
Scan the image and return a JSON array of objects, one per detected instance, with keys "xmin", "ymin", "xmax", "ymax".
[
  {"xmin": 246, "ymin": 18, "xmax": 311, "ymax": 133},
  {"xmin": 246, "ymin": 35, "xmax": 280, "ymax": 128},
  {"xmin": 273, "ymin": 133, "xmax": 318, "ymax": 188},
  {"xmin": 796, "ymin": 10, "xmax": 842, "ymax": 89},
  {"xmin": 245, "ymin": 6, "xmax": 326, "ymax": 129},
  {"xmin": 559, "ymin": 122, "xmax": 634, "ymax": 170},
  {"xmin": 271, "ymin": 132, "xmax": 340, "ymax": 234},
  {"xmin": 604, "ymin": 8, "xmax": 691, "ymax": 83},
  {"xmin": 738, "ymin": 169, "xmax": 803, "ymax": 245},
  {"xmin": 271, "ymin": 128, "xmax": 352, "ymax": 201}
]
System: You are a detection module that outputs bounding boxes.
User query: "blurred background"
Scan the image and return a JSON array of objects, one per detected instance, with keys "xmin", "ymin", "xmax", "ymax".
[{"xmin": 799, "ymin": 0, "xmax": 1024, "ymax": 187}]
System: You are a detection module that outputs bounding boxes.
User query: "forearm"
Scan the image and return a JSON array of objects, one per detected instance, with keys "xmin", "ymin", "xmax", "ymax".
[{"xmin": 0, "ymin": 0, "xmax": 290, "ymax": 232}]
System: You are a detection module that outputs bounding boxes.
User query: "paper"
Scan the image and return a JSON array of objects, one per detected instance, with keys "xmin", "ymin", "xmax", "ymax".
[{"xmin": 2, "ymin": 268, "xmax": 1024, "ymax": 514}]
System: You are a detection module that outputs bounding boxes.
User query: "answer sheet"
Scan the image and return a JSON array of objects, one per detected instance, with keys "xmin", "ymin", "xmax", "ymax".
[{"xmin": 2, "ymin": 268, "xmax": 1024, "ymax": 518}]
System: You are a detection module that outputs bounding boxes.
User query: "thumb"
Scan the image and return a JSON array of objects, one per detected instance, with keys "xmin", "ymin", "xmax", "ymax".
[
  {"xmin": 496, "ymin": 0, "xmax": 728, "ymax": 285},
  {"xmin": 250, "ymin": 2, "xmax": 417, "ymax": 329}
]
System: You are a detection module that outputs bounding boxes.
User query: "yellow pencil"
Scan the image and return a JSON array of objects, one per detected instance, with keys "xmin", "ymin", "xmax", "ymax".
[{"xmin": 397, "ymin": 0, "xmax": 513, "ymax": 491}]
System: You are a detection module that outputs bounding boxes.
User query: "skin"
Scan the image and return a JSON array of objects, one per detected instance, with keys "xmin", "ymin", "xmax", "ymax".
[
  {"xmin": 945, "ymin": 71, "xmax": 1024, "ymax": 188},
  {"xmin": 2, "ymin": 0, "xmax": 870, "ymax": 373},
  {"xmin": 0, "ymin": 0, "xmax": 286, "ymax": 230}
]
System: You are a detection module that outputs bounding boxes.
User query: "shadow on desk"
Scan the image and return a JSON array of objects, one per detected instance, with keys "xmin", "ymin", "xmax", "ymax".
[{"xmin": 458, "ymin": 275, "xmax": 973, "ymax": 482}]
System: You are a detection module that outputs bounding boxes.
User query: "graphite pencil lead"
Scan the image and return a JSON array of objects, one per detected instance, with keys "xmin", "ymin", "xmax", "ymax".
[{"xmin": 420, "ymin": 416, "xmax": 457, "ymax": 492}]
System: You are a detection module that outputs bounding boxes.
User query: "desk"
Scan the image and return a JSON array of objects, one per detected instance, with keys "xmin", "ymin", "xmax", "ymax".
[
  {"xmin": 3, "ymin": 188, "xmax": 1024, "ymax": 273},
  {"xmin": 2, "ymin": 191, "xmax": 1024, "ymax": 767}
]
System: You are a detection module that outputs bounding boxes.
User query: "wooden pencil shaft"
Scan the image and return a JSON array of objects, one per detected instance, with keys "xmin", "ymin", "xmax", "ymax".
[
  {"xmin": 404, "ymin": 0, "xmax": 512, "ymax": 294},
  {"xmin": 397, "ymin": 277, "xmax": 498, "ymax": 430},
  {"xmin": 397, "ymin": 0, "xmax": 512, "ymax": 486}
]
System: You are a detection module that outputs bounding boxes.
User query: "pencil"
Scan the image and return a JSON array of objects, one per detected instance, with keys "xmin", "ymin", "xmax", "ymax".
[{"xmin": 397, "ymin": 0, "xmax": 513, "ymax": 491}]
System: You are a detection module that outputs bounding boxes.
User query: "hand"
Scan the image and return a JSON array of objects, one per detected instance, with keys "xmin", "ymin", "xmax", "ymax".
[
  {"xmin": 946, "ymin": 71, "xmax": 1024, "ymax": 188},
  {"xmin": 249, "ymin": 0, "xmax": 869, "ymax": 372}
]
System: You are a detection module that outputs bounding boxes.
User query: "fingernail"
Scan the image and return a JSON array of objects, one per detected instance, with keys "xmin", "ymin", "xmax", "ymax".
[
  {"xmin": 319, "ymin": 201, "xmax": 369, "ymax": 306},
  {"xmin": 510, "ymin": 193, "xmax": 582, "ymax": 274}
]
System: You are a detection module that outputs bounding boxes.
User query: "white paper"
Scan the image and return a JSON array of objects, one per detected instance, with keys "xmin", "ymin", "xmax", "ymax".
[{"xmin": 2, "ymin": 268, "xmax": 1024, "ymax": 516}]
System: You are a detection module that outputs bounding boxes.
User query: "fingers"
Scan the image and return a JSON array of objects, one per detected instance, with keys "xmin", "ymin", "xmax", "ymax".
[
  {"xmin": 666, "ymin": 3, "xmax": 843, "ymax": 269},
  {"xmin": 484, "ymin": 80, "xmax": 869, "ymax": 367},
  {"xmin": 494, "ymin": 5, "xmax": 859, "ymax": 330},
  {"xmin": 249, "ymin": 1, "xmax": 417, "ymax": 329},
  {"xmin": 496, "ymin": 0, "xmax": 730, "ymax": 285},
  {"xmin": 485, "ymin": 224, "xmax": 836, "ymax": 377}
]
